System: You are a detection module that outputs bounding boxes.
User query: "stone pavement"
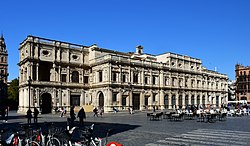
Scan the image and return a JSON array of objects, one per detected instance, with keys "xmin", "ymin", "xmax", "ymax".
[{"xmin": 1, "ymin": 110, "xmax": 250, "ymax": 146}]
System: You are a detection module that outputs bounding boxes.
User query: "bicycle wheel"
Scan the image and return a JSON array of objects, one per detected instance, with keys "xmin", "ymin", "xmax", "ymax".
[
  {"xmin": 29, "ymin": 141, "xmax": 40, "ymax": 146},
  {"xmin": 46, "ymin": 138, "xmax": 60, "ymax": 146}
]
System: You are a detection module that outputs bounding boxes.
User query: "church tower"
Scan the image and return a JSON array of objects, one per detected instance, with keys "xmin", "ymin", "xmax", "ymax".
[{"xmin": 0, "ymin": 34, "xmax": 8, "ymax": 101}]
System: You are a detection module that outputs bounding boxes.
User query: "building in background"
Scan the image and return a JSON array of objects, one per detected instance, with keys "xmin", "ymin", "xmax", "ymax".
[
  {"xmin": 18, "ymin": 36, "xmax": 228, "ymax": 113},
  {"xmin": 0, "ymin": 34, "xmax": 8, "ymax": 102},
  {"xmin": 235, "ymin": 64, "xmax": 250, "ymax": 103}
]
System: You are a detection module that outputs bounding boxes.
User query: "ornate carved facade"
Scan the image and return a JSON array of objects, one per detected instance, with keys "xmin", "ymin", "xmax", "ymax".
[
  {"xmin": 18, "ymin": 36, "xmax": 228, "ymax": 113},
  {"xmin": 0, "ymin": 35, "xmax": 8, "ymax": 101}
]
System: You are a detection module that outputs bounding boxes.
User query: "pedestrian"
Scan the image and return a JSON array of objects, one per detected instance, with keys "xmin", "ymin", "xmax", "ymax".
[
  {"xmin": 93, "ymin": 107, "xmax": 98, "ymax": 117},
  {"xmin": 70, "ymin": 106, "xmax": 76, "ymax": 126},
  {"xmin": 27, "ymin": 109, "xmax": 32, "ymax": 125},
  {"xmin": 33, "ymin": 107, "xmax": 39, "ymax": 124},
  {"xmin": 129, "ymin": 107, "xmax": 133, "ymax": 114},
  {"xmin": 99, "ymin": 107, "xmax": 104, "ymax": 117},
  {"xmin": 64, "ymin": 107, "xmax": 67, "ymax": 115},
  {"xmin": 60, "ymin": 107, "xmax": 64, "ymax": 117},
  {"xmin": 77, "ymin": 107, "xmax": 86, "ymax": 126}
]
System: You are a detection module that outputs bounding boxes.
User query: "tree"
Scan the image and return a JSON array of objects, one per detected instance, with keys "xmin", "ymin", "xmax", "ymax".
[{"xmin": 7, "ymin": 78, "xmax": 19, "ymax": 109}]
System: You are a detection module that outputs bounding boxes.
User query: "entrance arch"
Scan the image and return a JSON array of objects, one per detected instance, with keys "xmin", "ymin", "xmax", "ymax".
[
  {"xmin": 98, "ymin": 92, "xmax": 104, "ymax": 107},
  {"xmin": 40, "ymin": 93, "xmax": 52, "ymax": 114}
]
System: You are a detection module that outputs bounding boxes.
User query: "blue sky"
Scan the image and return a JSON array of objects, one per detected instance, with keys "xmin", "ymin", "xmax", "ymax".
[{"xmin": 1, "ymin": 0, "xmax": 250, "ymax": 81}]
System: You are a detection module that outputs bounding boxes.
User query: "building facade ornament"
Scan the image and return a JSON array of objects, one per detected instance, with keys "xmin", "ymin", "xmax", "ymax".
[{"xmin": 18, "ymin": 36, "xmax": 228, "ymax": 113}]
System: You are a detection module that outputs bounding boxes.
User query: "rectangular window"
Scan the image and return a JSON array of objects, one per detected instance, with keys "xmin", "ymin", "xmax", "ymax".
[
  {"xmin": 33, "ymin": 66, "xmax": 37, "ymax": 80},
  {"xmin": 112, "ymin": 72, "xmax": 117, "ymax": 82},
  {"xmin": 112, "ymin": 93, "xmax": 117, "ymax": 102},
  {"xmin": 153, "ymin": 76, "xmax": 156, "ymax": 84},
  {"xmin": 145, "ymin": 76, "xmax": 148, "ymax": 84},
  {"xmin": 122, "ymin": 74, "xmax": 126, "ymax": 82},
  {"xmin": 133, "ymin": 73, "xmax": 138, "ymax": 83},
  {"xmin": 122, "ymin": 96, "xmax": 126, "ymax": 106},
  {"xmin": 62, "ymin": 74, "xmax": 67, "ymax": 82},
  {"xmin": 99, "ymin": 71, "xmax": 102, "ymax": 82},
  {"xmin": 153, "ymin": 94, "xmax": 156, "ymax": 102},
  {"xmin": 84, "ymin": 76, "xmax": 89, "ymax": 83}
]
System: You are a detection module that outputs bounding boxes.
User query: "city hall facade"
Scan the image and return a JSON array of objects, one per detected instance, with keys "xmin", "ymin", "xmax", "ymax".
[{"xmin": 18, "ymin": 36, "xmax": 228, "ymax": 113}]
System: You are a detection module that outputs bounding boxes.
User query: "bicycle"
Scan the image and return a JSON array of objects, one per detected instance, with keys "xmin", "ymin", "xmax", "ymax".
[
  {"xmin": 44, "ymin": 122, "xmax": 61, "ymax": 146},
  {"xmin": 19, "ymin": 125, "xmax": 40, "ymax": 146}
]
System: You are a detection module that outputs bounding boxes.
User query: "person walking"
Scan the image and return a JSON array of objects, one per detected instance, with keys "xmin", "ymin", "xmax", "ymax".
[
  {"xmin": 70, "ymin": 106, "xmax": 76, "ymax": 126},
  {"xmin": 33, "ymin": 107, "xmax": 39, "ymax": 124},
  {"xmin": 99, "ymin": 107, "xmax": 104, "ymax": 117},
  {"xmin": 27, "ymin": 109, "xmax": 32, "ymax": 125},
  {"xmin": 77, "ymin": 107, "xmax": 86, "ymax": 126},
  {"xmin": 93, "ymin": 107, "xmax": 98, "ymax": 117},
  {"xmin": 60, "ymin": 107, "xmax": 64, "ymax": 117}
]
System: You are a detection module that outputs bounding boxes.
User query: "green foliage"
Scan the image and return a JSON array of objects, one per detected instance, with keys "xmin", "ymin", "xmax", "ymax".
[{"xmin": 8, "ymin": 78, "xmax": 19, "ymax": 102}]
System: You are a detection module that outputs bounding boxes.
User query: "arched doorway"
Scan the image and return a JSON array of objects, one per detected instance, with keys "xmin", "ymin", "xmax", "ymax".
[
  {"xmin": 98, "ymin": 92, "xmax": 104, "ymax": 107},
  {"xmin": 40, "ymin": 93, "xmax": 52, "ymax": 114}
]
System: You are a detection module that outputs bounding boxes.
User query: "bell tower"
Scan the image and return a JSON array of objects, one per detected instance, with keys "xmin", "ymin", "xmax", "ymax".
[{"xmin": 0, "ymin": 34, "xmax": 8, "ymax": 84}]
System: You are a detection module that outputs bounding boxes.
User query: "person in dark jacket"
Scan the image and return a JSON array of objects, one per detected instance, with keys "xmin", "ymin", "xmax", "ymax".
[
  {"xmin": 33, "ymin": 107, "xmax": 39, "ymax": 124},
  {"xmin": 70, "ymin": 106, "xmax": 76, "ymax": 126},
  {"xmin": 77, "ymin": 107, "xmax": 86, "ymax": 126},
  {"xmin": 27, "ymin": 109, "xmax": 32, "ymax": 125}
]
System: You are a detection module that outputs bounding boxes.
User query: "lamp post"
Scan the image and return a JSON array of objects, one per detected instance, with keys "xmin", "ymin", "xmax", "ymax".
[{"xmin": 28, "ymin": 76, "xmax": 32, "ymax": 110}]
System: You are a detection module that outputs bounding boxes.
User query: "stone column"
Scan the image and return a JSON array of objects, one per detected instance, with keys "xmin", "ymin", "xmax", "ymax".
[
  {"xmin": 129, "ymin": 90, "xmax": 133, "ymax": 107},
  {"xmin": 58, "ymin": 66, "xmax": 61, "ymax": 82},
  {"xmin": 53, "ymin": 88, "xmax": 57, "ymax": 106},
  {"xmin": 67, "ymin": 88, "xmax": 70, "ymax": 107},
  {"xmin": 29, "ymin": 63, "xmax": 33, "ymax": 79},
  {"xmin": 36, "ymin": 63, "xmax": 39, "ymax": 81},
  {"xmin": 182, "ymin": 92, "xmax": 185, "ymax": 108},
  {"xmin": 218, "ymin": 94, "xmax": 221, "ymax": 107},
  {"xmin": 194, "ymin": 92, "xmax": 197, "ymax": 106},
  {"xmin": 36, "ymin": 88, "xmax": 39, "ymax": 107},
  {"xmin": 31, "ymin": 88, "xmax": 34, "ymax": 108},
  {"xmin": 118, "ymin": 89, "xmax": 122, "ymax": 107},
  {"xmin": 204, "ymin": 92, "xmax": 208, "ymax": 106},
  {"xmin": 159, "ymin": 90, "xmax": 164, "ymax": 109},
  {"xmin": 58, "ymin": 89, "xmax": 62, "ymax": 107},
  {"xmin": 149, "ymin": 91, "xmax": 153, "ymax": 108},
  {"xmin": 188, "ymin": 92, "xmax": 192, "ymax": 105},
  {"xmin": 141, "ymin": 68, "xmax": 144, "ymax": 85},
  {"xmin": 176, "ymin": 92, "xmax": 179, "ymax": 109},
  {"xmin": 140, "ymin": 91, "xmax": 145, "ymax": 110},
  {"xmin": 168, "ymin": 92, "xmax": 172, "ymax": 109},
  {"xmin": 80, "ymin": 90, "xmax": 85, "ymax": 106},
  {"xmin": 67, "ymin": 66, "xmax": 70, "ymax": 83}
]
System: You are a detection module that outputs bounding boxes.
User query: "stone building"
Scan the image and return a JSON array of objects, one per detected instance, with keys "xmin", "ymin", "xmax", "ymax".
[
  {"xmin": 235, "ymin": 64, "xmax": 250, "ymax": 103},
  {"xmin": 0, "ymin": 34, "xmax": 8, "ymax": 101},
  {"xmin": 18, "ymin": 36, "xmax": 228, "ymax": 113}
]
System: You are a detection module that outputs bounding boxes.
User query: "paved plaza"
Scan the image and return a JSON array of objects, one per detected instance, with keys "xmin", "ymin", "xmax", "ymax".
[{"xmin": 1, "ymin": 110, "xmax": 250, "ymax": 146}]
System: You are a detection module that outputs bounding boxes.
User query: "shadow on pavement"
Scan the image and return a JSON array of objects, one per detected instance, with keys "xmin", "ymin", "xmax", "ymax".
[{"xmin": 0, "ymin": 120, "xmax": 140, "ymax": 139}]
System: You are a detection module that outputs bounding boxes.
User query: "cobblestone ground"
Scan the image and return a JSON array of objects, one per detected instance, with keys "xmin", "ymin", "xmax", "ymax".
[{"xmin": 1, "ymin": 110, "xmax": 250, "ymax": 146}]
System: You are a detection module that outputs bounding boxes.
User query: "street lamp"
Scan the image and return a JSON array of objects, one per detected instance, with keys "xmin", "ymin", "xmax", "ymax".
[{"xmin": 28, "ymin": 76, "xmax": 32, "ymax": 110}]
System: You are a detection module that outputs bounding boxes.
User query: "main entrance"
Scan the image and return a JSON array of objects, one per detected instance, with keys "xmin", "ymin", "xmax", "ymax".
[
  {"xmin": 98, "ymin": 92, "xmax": 104, "ymax": 107},
  {"xmin": 40, "ymin": 93, "xmax": 52, "ymax": 114},
  {"xmin": 132, "ymin": 94, "xmax": 140, "ymax": 110}
]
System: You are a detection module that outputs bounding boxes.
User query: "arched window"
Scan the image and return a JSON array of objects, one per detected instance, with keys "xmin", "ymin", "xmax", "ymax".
[{"xmin": 72, "ymin": 71, "xmax": 79, "ymax": 83}]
